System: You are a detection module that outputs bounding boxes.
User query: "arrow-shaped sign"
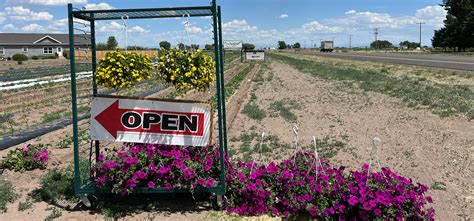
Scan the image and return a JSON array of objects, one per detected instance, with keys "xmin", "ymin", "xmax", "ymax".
[{"xmin": 91, "ymin": 97, "xmax": 211, "ymax": 146}]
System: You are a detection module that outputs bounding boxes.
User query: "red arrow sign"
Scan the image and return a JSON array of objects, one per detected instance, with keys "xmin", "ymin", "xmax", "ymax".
[{"xmin": 95, "ymin": 100, "xmax": 205, "ymax": 139}]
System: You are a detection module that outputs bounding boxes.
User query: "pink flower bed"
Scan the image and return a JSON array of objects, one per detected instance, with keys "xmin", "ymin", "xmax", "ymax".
[{"xmin": 92, "ymin": 144, "xmax": 435, "ymax": 220}]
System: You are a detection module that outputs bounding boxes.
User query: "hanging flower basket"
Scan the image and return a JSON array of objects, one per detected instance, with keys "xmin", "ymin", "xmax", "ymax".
[
  {"xmin": 95, "ymin": 49, "xmax": 153, "ymax": 90},
  {"xmin": 156, "ymin": 49, "xmax": 216, "ymax": 94}
]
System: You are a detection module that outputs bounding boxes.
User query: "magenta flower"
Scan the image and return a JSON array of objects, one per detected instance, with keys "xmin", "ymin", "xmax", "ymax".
[
  {"xmin": 127, "ymin": 179, "xmax": 137, "ymax": 187},
  {"xmin": 206, "ymin": 178, "xmax": 215, "ymax": 187},
  {"xmin": 348, "ymin": 196, "xmax": 358, "ymax": 206},
  {"xmin": 133, "ymin": 171, "xmax": 147, "ymax": 179},
  {"xmin": 124, "ymin": 156, "xmax": 138, "ymax": 164},
  {"xmin": 396, "ymin": 195, "xmax": 406, "ymax": 203},
  {"xmin": 159, "ymin": 166, "xmax": 170, "ymax": 174},
  {"xmin": 147, "ymin": 181, "xmax": 155, "ymax": 188},
  {"xmin": 165, "ymin": 183, "xmax": 172, "ymax": 190},
  {"xmin": 373, "ymin": 208, "xmax": 382, "ymax": 216}
]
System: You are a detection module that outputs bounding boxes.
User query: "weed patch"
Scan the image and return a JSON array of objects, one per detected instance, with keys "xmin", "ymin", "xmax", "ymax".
[
  {"xmin": 269, "ymin": 100, "xmax": 300, "ymax": 122},
  {"xmin": 0, "ymin": 178, "xmax": 16, "ymax": 213},
  {"xmin": 18, "ymin": 200, "xmax": 33, "ymax": 211},
  {"xmin": 270, "ymin": 53, "xmax": 474, "ymax": 119}
]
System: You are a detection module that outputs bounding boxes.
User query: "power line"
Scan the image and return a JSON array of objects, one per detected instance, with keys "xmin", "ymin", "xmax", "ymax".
[
  {"xmin": 416, "ymin": 22, "xmax": 425, "ymax": 47},
  {"xmin": 373, "ymin": 28, "xmax": 379, "ymax": 50},
  {"xmin": 349, "ymin": 34, "xmax": 352, "ymax": 50}
]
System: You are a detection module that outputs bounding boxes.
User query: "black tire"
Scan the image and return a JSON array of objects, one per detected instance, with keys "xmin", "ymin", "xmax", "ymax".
[
  {"xmin": 81, "ymin": 194, "xmax": 99, "ymax": 209},
  {"xmin": 211, "ymin": 194, "xmax": 228, "ymax": 210}
]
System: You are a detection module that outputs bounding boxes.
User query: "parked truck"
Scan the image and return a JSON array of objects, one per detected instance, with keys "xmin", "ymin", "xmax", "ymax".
[{"xmin": 320, "ymin": 41, "xmax": 334, "ymax": 52}]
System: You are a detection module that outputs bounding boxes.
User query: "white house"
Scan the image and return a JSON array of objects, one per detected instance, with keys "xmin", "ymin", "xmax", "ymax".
[{"xmin": 0, "ymin": 33, "xmax": 89, "ymax": 58}]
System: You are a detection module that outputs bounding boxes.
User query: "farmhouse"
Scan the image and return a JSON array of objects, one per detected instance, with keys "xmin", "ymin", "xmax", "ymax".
[{"xmin": 0, "ymin": 33, "xmax": 89, "ymax": 58}]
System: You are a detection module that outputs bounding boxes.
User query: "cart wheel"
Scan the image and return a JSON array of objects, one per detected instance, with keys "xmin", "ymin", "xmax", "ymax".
[
  {"xmin": 211, "ymin": 194, "xmax": 228, "ymax": 210},
  {"xmin": 80, "ymin": 194, "xmax": 99, "ymax": 209}
]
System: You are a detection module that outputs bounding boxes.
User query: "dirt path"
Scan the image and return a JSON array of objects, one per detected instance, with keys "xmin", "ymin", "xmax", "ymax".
[{"xmin": 227, "ymin": 59, "xmax": 473, "ymax": 220}]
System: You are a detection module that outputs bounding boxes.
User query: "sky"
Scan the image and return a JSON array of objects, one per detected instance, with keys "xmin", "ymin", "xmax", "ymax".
[{"xmin": 0, "ymin": 0, "xmax": 447, "ymax": 48}]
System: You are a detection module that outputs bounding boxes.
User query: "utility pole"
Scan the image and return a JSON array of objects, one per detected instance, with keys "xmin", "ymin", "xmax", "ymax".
[
  {"xmin": 311, "ymin": 40, "xmax": 313, "ymax": 49},
  {"xmin": 416, "ymin": 22, "xmax": 425, "ymax": 48},
  {"xmin": 349, "ymin": 34, "xmax": 352, "ymax": 50},
  {"xmin": 304, "ymin": 40, "xmax": 307, "ymax": 49},
  {"xmin": 373, "ymin": 28, "xmax": 379, "ymax": 50}
]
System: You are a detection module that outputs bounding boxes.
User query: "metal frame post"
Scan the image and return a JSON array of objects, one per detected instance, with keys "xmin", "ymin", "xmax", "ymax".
[
  {"xmin": 68, "ymin": 3, "xmax": 81, "ymax": 194},
  {"xmin": 90, "ymin": 17, "xmax": 100, "ymax": 170},
  {"xmin": 217, "ymin": 6, "xmax": 228, "ymax": 154},
  {"xmin": 211, "ymin": 0, "xmax": 226, "ymax": 194}
]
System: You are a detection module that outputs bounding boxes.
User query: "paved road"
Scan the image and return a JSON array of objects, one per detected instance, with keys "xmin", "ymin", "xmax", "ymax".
[{"xmin": 298, "ymin": 51, "xmax": 474, "ymax": 71}]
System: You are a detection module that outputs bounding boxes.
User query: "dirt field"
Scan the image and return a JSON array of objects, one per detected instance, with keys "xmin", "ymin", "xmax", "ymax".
[{"xmin": 0, "ymin": 53, "xmax": 473, "ymax": 220}]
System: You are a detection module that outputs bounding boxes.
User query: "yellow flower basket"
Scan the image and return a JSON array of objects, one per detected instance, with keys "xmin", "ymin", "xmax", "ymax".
[
  {"xmin": 156, "ymin": 49, "xmax": 216, "ymax": 94},
  {"xmin": 96, "ymin": 49, "xmax": 153, "ymax": 90}
]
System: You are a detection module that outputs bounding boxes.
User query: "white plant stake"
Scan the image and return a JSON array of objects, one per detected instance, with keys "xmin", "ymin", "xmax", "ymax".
[
  {"xmin": 312, "ymin": 136, "xmax": 326, "ymax": 180},
  {"xmin": 181, "ymin": 14, "xmax": 193, "ymax": 52},
  {"xmin": 249, "ymin": 132, "xmax": 265, "ymax": 176},
  {"xmin": 121, "ymin": 15, "xmax": 129, "ymax": 53},
  {"xmin": 368, "ymin": 137, "xmax": 384, "ymax": 177}
]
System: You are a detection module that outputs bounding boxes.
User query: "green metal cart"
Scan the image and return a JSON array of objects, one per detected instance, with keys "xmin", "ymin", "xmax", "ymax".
[{"xmin": 67, "ymin": 0, "xmax": 228, "ymax": 207}]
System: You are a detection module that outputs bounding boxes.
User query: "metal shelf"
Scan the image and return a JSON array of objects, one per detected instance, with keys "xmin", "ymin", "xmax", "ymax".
[{"xmin": 72, "ymin": 6, "xmax": 213, "ymax": 21}]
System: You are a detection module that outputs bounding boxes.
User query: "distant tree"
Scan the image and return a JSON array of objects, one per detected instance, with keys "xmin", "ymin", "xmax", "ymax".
[
  {"xmin": 287, "ymin": 44, "xmax": 292, "ymax": 49},
  {"xmin": 204, "ymin": 44, "xmax": 213, "ymax": 50},
  {"xmin": 177, "ymin": 43, "xmax": 185, "ymax": 50},
  {"xmin": 278, "ymin": 41, "xmax": 287, "ymax": 49},
  {"xmin": 293, "ymin": 42, "xmax": 301, "ymax": 49},
  {"xmin": 432, "ymin": 0, "xmax": 474, "ymax": 51},
  {"xmin": 106, "ymin": 36, "xmax": 118, "ymax": 50},
  {"xmin": 126, "ymin": 45, "xmax": 147, "ymax": 50},
  {"xmin": 399, "ymin": 41, "xmax": 419, "ymax": 49},
  {"xmin": 159, "ymin": 41, "xmax": 171, "ymax": 50},
  {"xmin": 191, "ymin": 44, "xmax": 200, "ymax": 50},
  {"xmin": 370, "ymin": 40, "xmax": 393, "ymax": 49},
  {"xmin": 96, "ymin": 43, "xmax": 107, "ymax": 51},
  {"xmin": 242, "ymin": 43, "xmax": 255, "ymax": 50}
]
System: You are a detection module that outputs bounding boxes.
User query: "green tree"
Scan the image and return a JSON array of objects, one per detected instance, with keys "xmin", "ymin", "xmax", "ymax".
[
  {"xmin": 278, "ymin": 41, "xmax": 286, "ymax": 49},
  {"xmin": 242, "ymin": 43, "xmax": 255, "ymax": 50},
  {"xmin": 159, "ymin": 41, "xmax": 171, "ymax": 50},
  {"xmin": 204, "ymin": 44, "xmax": 213, "ymax": 50},
  {"xmin": 106, "ymin": 36, "xmax": 118, "ymax": 50},
  {"xmin": 432, "ymin": 0, "xmax": 474, "ymax": 51},
  {"xmin": 96, "ymin": 43, "xmax": 107, "ymax": 51},
  {"xmin": 191, "ymin": 44, "xmax": 200, "ymax": 50},
  {"xmin": 399, "ymin": 41, "xmax": 419, "ymax": 49},
  {"xmin": 107, "ymin": 36, "xmax": 118, "ymax": 50},
  {"xmin": 177, "ymin": 43, "xmax": 185, "ymax": 50},
  {"xmin": 370, "ymin": 40, "xmax": 393, "ymax": 49},
  {"xmin": 293, "ymin": 42, "xmax": 301, "ymax": 48}
]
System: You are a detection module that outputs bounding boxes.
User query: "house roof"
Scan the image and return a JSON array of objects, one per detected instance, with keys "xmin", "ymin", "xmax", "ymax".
[{"xmin": 0, "ymin": 33, "xmax": 90, "ymax": 46}]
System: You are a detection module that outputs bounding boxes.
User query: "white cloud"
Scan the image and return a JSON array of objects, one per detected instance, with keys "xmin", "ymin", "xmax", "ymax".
[
  {"xmin": 129, "ymin": 26, "xmax": 150, "ymax": 33},
  {"xmin": 2, "ymin": 24, "xmax": 16, "ymax": 30},
  {"xmin": 415, "ymin": 5, "xmax": 446, "ymax": 27},
  {"xmin": 300, "ymin": 21, "xmax": 343, "ymax": 33},
  {"xmin": 5, "ymin": 6, "xmax": 53, "ymax": 21},
  {"xmin": 0, "ymin": 12, "xmax": 5, "ymax": 23},
  {"xmin": 345, "ymin": 10, "xmax": 356, "ymax": 15},
  {"xmin": 21, "ymin": 23, "xmax": 43, "ymax": 32},
  {"xmin": 98, "ymin": 21, "xmax": 123, "ymax": 32},
  {"xmin": 185, "ymin": 26, "xmax": 202, "ymax": 34},
  {"xmin": 223, "ymin": 20, "xmax": 257, "ymax": 33},
  {"xmin": 15, "ymin": 0, "xmax": 88, "ymax": 6},
  {"xmin": 84, "ymin": 3, "xmax": 114, "ymax": 10},
  {"xmin": 279, "ymin": 14, "xmax": 288, "ymax": 19}
]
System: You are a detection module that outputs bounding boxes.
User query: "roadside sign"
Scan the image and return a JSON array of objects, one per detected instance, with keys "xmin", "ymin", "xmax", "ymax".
[
  {"xmin": 223, "ymin": 40, "xmax": 243, "ymax": 50},
  {"xmin": 91, "ymin": 96, "xmax": 212, "ymax": 146},
  {"xmin": 245, "ymin": 50, "xmax": 265, "ymax": 60}
]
